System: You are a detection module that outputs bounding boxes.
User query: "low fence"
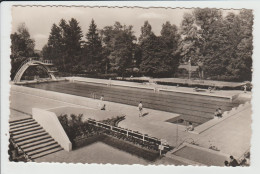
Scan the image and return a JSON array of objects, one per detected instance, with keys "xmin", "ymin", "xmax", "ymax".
[{"xmin": 87, "ymin": 118, "xmax": 171, "ymax": 152}]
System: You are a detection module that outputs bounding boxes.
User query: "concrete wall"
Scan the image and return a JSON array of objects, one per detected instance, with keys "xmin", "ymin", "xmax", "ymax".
[
  {"xmin": 66, "ymin": 76, "xmax": 155, "ymax": 91},
  {"xmin": 192, "ymin": 101, "xmax": 251, "ymax": 134},
  {"xmin": 32, "ymin": 108, "xmax": 72, "ymax": 151}
]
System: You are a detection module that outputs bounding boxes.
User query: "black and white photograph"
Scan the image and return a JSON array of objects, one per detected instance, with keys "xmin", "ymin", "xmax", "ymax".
[{"xmin": 1, "ymin": 1, "xmax": 260, "ymax": 172}]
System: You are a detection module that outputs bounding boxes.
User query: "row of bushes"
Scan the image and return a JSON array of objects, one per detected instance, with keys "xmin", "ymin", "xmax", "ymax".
[
  {"xmin": 58, "ymin": 114, "xmax": 126, "ymax": 148},
  {"xmin": 101, "ymin": 116, "xmax": 126, "ymax": 126},
  {"xmin": 58, "ymin": 114, "xmax": 102, "ymax": 147}
]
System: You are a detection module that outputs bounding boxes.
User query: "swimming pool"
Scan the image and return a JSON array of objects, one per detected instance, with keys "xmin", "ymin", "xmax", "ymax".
[{"xmin": 23, "ymin": 80, "xmax": 239, "ymax": 125}]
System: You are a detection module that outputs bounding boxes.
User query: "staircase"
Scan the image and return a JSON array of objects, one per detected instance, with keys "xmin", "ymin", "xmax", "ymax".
[{"xmin": 9, "ymin": 118, "xmax": 63, "ymax": 160}]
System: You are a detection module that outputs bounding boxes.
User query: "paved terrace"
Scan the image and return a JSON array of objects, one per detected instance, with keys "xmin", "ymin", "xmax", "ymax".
[{"xmin": 9, "ymin": 84, "xmax": 251, "ymax": 164}]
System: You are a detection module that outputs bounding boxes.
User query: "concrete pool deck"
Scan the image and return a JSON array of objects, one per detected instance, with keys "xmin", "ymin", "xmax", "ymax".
[
  {"xmin": 9, "ymin": 84, "xmax": 252, "ymax": 165},
  {"xmin": 67, "ymin": 77, "xmax": 242, "ymax": 101}
]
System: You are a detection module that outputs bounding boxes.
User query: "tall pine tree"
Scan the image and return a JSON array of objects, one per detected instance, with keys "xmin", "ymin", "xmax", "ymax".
[{"xmin": 85, "ymin": 19, "xmax": 103, "ymax": 72}]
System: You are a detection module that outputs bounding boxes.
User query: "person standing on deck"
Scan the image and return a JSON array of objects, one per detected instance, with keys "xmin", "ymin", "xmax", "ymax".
[
  {"xmin": 138, "ymin": 101, "xmax": 143, "ymax": 117},
  {"xmin": 243, "ymin": 84, "xmax": 247, "ymax": 93},
  {"xmin": 100, "ymin": 95, "xmax": 106, "ymax": 110}
]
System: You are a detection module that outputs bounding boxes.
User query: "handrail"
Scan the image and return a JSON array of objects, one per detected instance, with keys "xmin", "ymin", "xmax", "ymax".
[
  {"xmin": 87, "ymin": 118, "xmax": 169, "ymax": 148},
  {"xmin": 10, "ymin": 137, "xmax": 33, "ymax": 162}
]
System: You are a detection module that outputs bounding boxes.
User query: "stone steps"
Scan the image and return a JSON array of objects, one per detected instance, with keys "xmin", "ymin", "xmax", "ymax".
[
  {"xmin": 14, "ymin": 129, "xmax": 46, "ymax": 141},
  {"xmin": 30, "ymin": 147, "xmax": 63, "ymax": 160},
  {"xmin": 27, "ymin": 143, "xmax": 61, "ymax": 156},
  {"xmin": 9, "ymin": 118, "xmax": 34, "ymax": 126},
  {"xmin": 10, "ymin": 124, "xmax": 41, "ymax": 135},
  {"xmin": 10, "ymin": 120, "xmax": 38, "ymax": 130},
  {"xmin": 17, "ymin": 134, "xmax": 52, "ymax": 147},
  {"xmin": 9, "ymin": 118, "xmax": 63, "ymax": 160}
]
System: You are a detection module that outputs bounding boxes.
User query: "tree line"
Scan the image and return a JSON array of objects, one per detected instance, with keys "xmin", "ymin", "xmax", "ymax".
[{"xmin": 10, "ymin": 8, "xmax": 253, "ymax": 81}]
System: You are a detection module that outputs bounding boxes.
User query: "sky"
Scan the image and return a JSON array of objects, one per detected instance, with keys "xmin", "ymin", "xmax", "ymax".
[{"xmin": 11, "ymin": 6, "xmax": 239, "ymax": 50}]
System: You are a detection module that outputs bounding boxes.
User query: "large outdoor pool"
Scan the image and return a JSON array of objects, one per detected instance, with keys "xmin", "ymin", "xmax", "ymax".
[{"xmin": 23, "ymin": 80, "xmax": 239, "ymax": 125}]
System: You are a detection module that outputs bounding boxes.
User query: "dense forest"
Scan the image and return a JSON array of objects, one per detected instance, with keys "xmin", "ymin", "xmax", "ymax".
[{"xmin": 10, "ymin": 8, "xmax": 253, "ymax": 81}]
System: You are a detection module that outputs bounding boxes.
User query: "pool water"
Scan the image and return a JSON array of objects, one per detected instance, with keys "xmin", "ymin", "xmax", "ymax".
[{"xmin": 24, "ymin": 81, "xmax": 238, "ymax": 125}]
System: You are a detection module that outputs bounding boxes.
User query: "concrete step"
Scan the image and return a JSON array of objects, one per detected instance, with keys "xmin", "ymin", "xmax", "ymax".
[
  {"xmin": 21, "ymin": 137, "xmax": 54, "ymax": 149},
  {"xmin": 31, "ymin": 147, "xmax": 63, "ymax": 160},
  {"xmin": 9, "ymin": 117, "xmax": 32, "ymax": 124},
  {"xmin": 10, "ymin": 121, "xmax": 37, "ymax": 130},
  {"xmin": 24, "ymin": 141, "xmax": 58, "ymax": 153},
  {"xmin": 13, "ymin": 126, "xmax": 43, "ymax": 136},
  {"xmin": 17, "ymin": 134, "xmax": 52, "ymax": 146},
  {"xmin": 9, "ymin": 118, "xmax": 64, "ymax": 160},
  {"xmin": 10, "ymin": 118, "xmax": 34, "ymax": 126},
  {"xmin": 15, "ymin": 132, "xmax": 48, "ymax": 143},
  {"xmin": 13, "ymin": 129, "xmax": 45, "ymax": 139},
  {"xmin": 27, "ymin": 143, "xmax": 61, "ymax": 156},
  {"xmin": 10, "ymin": 124, "xmax": 40, "ymax": 134}
]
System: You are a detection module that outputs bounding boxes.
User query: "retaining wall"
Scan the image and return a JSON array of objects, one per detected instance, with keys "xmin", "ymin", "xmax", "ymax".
[
  {"xmin": 192, "ymin": 101, "xmax": 251, "ymax": 134},
  {"xmin": 32, "ymin": 108, "xmax": 72, "ymax": 151}
]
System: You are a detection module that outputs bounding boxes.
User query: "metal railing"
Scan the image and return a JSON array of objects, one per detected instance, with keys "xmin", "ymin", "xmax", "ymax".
[
  {"xmin": 87, "ymin": 118, "xmax": 170, "ymax": 149},
  {"xmin": 40, "ymin": 59, "xmax": 53, "ymax": 64}
]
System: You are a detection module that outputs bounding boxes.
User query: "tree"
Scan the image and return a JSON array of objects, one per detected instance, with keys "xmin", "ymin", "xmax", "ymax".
[
  {"xmin": 44, "ymin": 24, "xmax": 63, "ymax": 66},
  {"xmin": 226, "ymin": 10, "xmax": 253, "ymax": 81},
  {"xmin": 139, "ymin": 21, "xmax": 153, "ymax": 43},
  {"xmin": 10, "ymin": 23, "xmax": 36, "ymax": 80},
  {"xmin": 85, "ymin": 19, "xmax": 103, "ymax": 71},
  {"xmin": 133, "ymin": 44, "xmax": 142, "ymax": 68},
  {"xmin": 140, "ymin": 33, "xmax": 180, "ymax": 77},
  {"xmin": 139, "ymin": 21, "xmax": 181, "ymax": 77},
  {"xmin": 66, "ymin": 18, "xmax": 83, "ymax": 68},
  {"xmin": 179, "ymin": 13, "xmax": 203, "ymax": 64},
  {"xmin": 100, "ymin": 26, "xmax": 114, "ymax": 74},
  {"xmin": 10, "ymin": 23, "xmax": 35, "ymax": 59},
  {"xmin": 161, "ymin": 21, "xmax": 180, "ymax": 50},
  {"xmin": 178, "ymin": 8, "xmax": 253, "ymax": 81},
  {"xmin": 43, "ymin": 18, "xmax": 83, "ymax": 72},
  {"xmin": 161, "ymin": 21, "xmax": 181, "ymax": 74},
  {"xmin": 102, "ymin": 22, "xmax": 136, "ymax": 77}
]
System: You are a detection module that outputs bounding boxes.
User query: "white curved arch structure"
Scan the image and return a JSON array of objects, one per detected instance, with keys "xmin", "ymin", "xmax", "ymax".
[{"xmin": 13, "ymin": 58, "xmax": 56, "ymax": 83}]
